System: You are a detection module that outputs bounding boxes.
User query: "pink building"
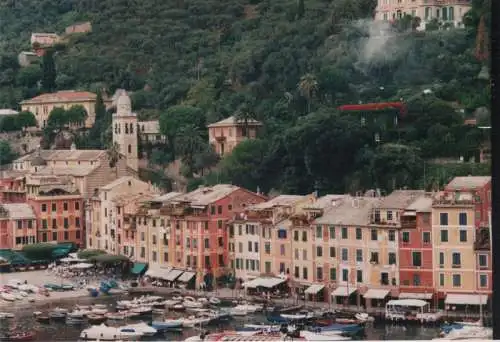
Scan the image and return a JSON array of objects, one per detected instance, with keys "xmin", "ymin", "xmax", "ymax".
[
  {"xmin": 0, "ymin": 176, "xmax": 26, "ymax": 203},
  {"xmin": 207, "ymin": 116, "xmax": 262, "ymax": 156},
  {"xmin": 0, "ymin": 203, "xmax": 36, "ymax": 250}
]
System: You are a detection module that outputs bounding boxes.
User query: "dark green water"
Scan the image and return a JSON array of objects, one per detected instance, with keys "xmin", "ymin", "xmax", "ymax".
[{"xmin": 0, "ymin": 296, "xmax": 441, "ymax": 340}]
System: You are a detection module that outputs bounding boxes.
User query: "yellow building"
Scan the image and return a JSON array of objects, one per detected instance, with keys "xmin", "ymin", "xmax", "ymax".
[
  {"xmin": 313, "ymin": 196, "xmax": 381, "ymax": 306},
  {"xmin": 375, "ymin": 0, "xmax": 472, "ymax": 30},
  {"xmin": 207, "ymin": 116, "xmax": 262, "ymax": 156},
  {"xmin": 20, "ymin": 90, "xmax": 112, "ymax": 129},
  {"xmin": 432, "ymin": 191, "xmax": 482, "ymax": 305}
]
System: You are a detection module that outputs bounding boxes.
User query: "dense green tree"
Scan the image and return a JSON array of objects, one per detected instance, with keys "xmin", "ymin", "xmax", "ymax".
[
  {"xmin": 16, "ymin": 65, "xmax": 42, "ymax": 88},
  {"xmin": 41, "ymin": 49, "xmax": 56, "ymax": 92},
  {"xmin": 16, "ymin": 111, "xmax": 37, "ymax": 129},
  {"xmin": 66, "ymin": 105, "xmax": 88, "ymax": 126},
  {"xmin": 0, "ymin": 115, "xmax": 19, "ymax": 132},
  {"xmin": 174, "ymin": 124, "xmax": 206, "ymax": 177},
  {"xmin": 47, "ymin": 107, "xmax": 67, "ymax": 129},
  {"xmin": 0, "ymin": 141, "xmax": 16, "ymax": 165}
]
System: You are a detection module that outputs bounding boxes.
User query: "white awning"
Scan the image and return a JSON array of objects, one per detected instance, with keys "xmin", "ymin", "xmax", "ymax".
[
  {"xmin": 331, "ymin": 286, "xmax": 357, "ymax": 297},
  {"xmin": 304, "ymin": 284, "xmax": 324, "ymax": 295},
  {"xmin": 177, "ymin": 271, "xmax": 196, "ymax": 283},
  {"xmin": 164, "ymin": 269, "xmax": 184, "ymax": 281},
  {"xmin": 363, "ymin": 289, "xmax": 390, "ymax": 299},
  {"xmin": 445, "ymin": 294, "xmax": 488, "ymax": 305},
  {"xmin": 145, "ymin": 266, "xmax": 172, "ymax": 280},
  {"xmin": 399, "ymin": 292, "xmax": 433, "ymax": 300},
  {"xmin": 243, "ymin": 277, "xmax": 286, "ymax": 288}
]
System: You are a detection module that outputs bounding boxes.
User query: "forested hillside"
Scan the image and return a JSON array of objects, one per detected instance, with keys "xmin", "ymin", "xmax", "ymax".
[{"xmin": 0, "ymin": 0, "xmax": 491, "ymax": 194}]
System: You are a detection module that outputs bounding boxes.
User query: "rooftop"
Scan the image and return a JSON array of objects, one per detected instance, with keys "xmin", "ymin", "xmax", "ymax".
[
  {"xmin": 445, "ymin": 176, "xmax": 491, "ymax": 191},
  {"xmin": 249, "ymin": 195, "xmax": 305, "ymax": 210},
  {"xmin": 314, "ymin": 196, "xmax": 380, "ymax": 226},
  {"xmin": 20, "ymin": 91, "xmax": 97, "ymax": 104},
  {"xmin": 113, "ymin": 192, "xmax": 156, "ymax": 206},
  {"xmin": 207, "ymin": 115, "xmax": 262, "ymax": 128},
  {"xmin": 303, "ymin": 194, "xmax": 347, "ymax": 210},
  {"xmin": 150, "ymin": 192, "xmax": 184, "ymax": 203},
  {"xmin": 32, "ymin": 165, "xmax": 98, "ymax": 177},
  {"xmin": 0, "ymin": 203, "xmax": 35, "ymax": 220},
  {"xmin": 405, "ymin": 195, "xmax": 432, "ymax": 213},
  {"xmin": 101, "ymin": 176, "xmax": 138, "ymax": 191},
  {"xmin": 15, "ymin": 149, "xmax": 105, "ymax": 163},
  {"xmin": 375, "ymin": 190, "xmax": 426, "ymax": 210}
]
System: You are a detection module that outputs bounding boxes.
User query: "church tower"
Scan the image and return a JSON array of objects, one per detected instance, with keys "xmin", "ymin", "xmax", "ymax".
[{"xmin": 112, "ymin": 91, "xmax": 138, "ymax": 172}]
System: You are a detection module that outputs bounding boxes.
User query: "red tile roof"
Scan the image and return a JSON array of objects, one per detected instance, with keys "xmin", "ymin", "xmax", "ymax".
[{"xmin": 20, "ymin": 91, "xmax": 97, "ymax": 104}]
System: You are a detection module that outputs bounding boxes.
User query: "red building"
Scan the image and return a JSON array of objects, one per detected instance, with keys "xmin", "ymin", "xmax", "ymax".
[
  {"xmin": 28, "ymin": 186, "xmax": 84, "ymax": 248},
  {"xmin": 0, "ymin": 203, "xmax": 37, "ymax": 250},
  {"xmin": 161, "ymin": 184, "xmax": 266, "ymax": 285},
  {"xmin": 444, "ymin": 176, "xmax": 492, "ymax": 295},
  {"xmin": 398, "ymin": 195, "xmax": 434, "ymax": 299},
  {"xmin": 0, "ymin": 176, "xmax": 26, "ymax": 204}
]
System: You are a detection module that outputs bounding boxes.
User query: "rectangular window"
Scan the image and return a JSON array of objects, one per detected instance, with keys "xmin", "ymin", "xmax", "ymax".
[
  {"xmin": 478, "ymin": 254, "xmax": 487, "ymax": 267},
  {"xmin": 204, "ymin": 238, "xmax": 209, "ymax": 249},
  {"xmin": 248, "ymin": 241, "xmax": 252, "ymax": 252},
  {"xmin": 302, "ymin": 250, "xmax": 307, "ymax": 260},
  {"xmin": 42, "ymin": 219, "xmax": 47, "ymax": 229},
  {"xmin": 17, "ymin": 221, "xmax": 22, "ymax": 229},
  {"xmin": 402, "ymin": 231, "xmax": 410, "ymax": 243},
  {"xmin": 452, "ymin": 274, "xmax": 461, "ymax": 287},
  {"xmin": 387, "ymin": 211, "xmax": 393, "ymax": 220},
  {"xmin": 422, "ymin": 232, "xmax": 431, "ymax": 243},
  {"xmin": 63, "ymin": 231, "xmax": 69, "ymax": 240},
  {"xmin": 52, "ymin": 231, "xmax": 57, "ymax": 241},
  {"xmin": 316, "ymin": 267, "xmax": 323, "ymax": 280},
  {"xmin": 459, "ymin": 230, "xmax": 467, "ymax": 242},
  {"xmin": 388, "ymin": 252, "xmax": 397, "ymax": 265},
  {"xmin": 388, "ymin": 230, "xmax": 395, "ymax": 241},
  {"xmin": 294, "ymin": 266, "xmax": 299, "ymax": 278},
  {"xmin": 63, "ymin": 202, "xmax": 68, "ymax": 211},
  {"xmin": 210, "ymin": 206, "xmax": 215, "ymax": 215},
  {"xmin": 355, "ymin": 228, "xmax": 362, "ymax": 240},
  {"xmin": 265, "ymin": 262, "xmax": 271, "ymax": 273},
  {"xmin": 280, "ymin": 245, "xmax": 285, "ymax": 256},
  {"xmin": 316, "ymin": 246, "xmax": 322, "ymax": 257},
  {"xmin": 370, "ymin": 252, "xmax": 379, "ymax": 263},
  {"xmin": 370, "ymin": 229, "xmax": 377, "ymax": 241},
  {"xmin": 341, "ymin": 227, "xmax": 348, "ymax": 239},
  {"xmin": 440, "ymin": 213, "xmax": 448, "ymax": 226},
  {"xmin": 75, "ymin": 202, "xmax": 80, "ymax": 210},
  {"xmin": 329, "ymin": 226, "xmax": 335, "ymax": 239},
  {"xmin": 277, "ymin": 229, "xmax": 287, "ymax": 239},
  {"xmin": 356, "ymin": 270, "xmax": 363, "ymax": 283},
  {"xmin": 152, "ymin": 251, "xmax": 157, "ymax": 262},
  {"xmin": 479, "ymin": 274, "xmax": 488, "ymax": 288},
  {"xmin": 342, "ymin": 269, "xmax": 348, "ymax": 282},
  {"xmin": 294, "ymin": 249, "xmax": 299, "ymax": 260},
  {"xmin": 439, "ymin": 252, "xmax": 444, "ymax": 266},
  {"xmin": 439, "ymin": 273, "xmax": 445, "ymax": 286},
  {"xmin": 330, "ymin": 267, "xmax": 336, "ymax": 281},
  {"xmin": 28, "ymin": 220, "xmax": 32, "ymax": 229},
  {"xmin": 412, "ymin": 252, "xmax": 422, "ymax": 267},
  {"xmin": 41, "ymin": 204, "xmax": 47, "ymax": 212},
  {"xmin": 302, "ymin": 267, "xmax": 308, "ymax": 280},
  {"xmin": 264, "ymin": 242, "xmax": 271, "ymax": 254},
  {"xmin": 341, "ymin": 248, "xmax": 348, "ymax": 261},
  {"xmin": 294, "ymin": 230, "xmax": 299, "ymax": 241},
  {"xmin": 316, "ymin": 225, "xmax": 322, "ymax": 238},
  {"xmin": 52, "ymin": 203, "xmax": 56, "ymax": 212},
  {"xmin": 217, "ymin": 205, "xmax": 222, "ymax": 214},
  {"xmin": 52, "ymin": 219, "xmax": 57, "ymax": 229},
  {"xmin": 356, "ymin": 249, "xmax": 363, "ymax": 262},
  {"xmin": 63, "ymin": 218, "xmax": 69, "ymax": 229},
  {"xmin": 440, "ymin": 230, "xmax": 448, "ymax": 242},
  {"xmin": 452, "ymin": 252, "xmax": 461, "ymax": 267},
  {"xmin": 329, "ymin": 247, "xmax": 336, "ymax": 258},
  {"xmin": 459, "ymin": 212, "xmax": 467, "ymax": 226},
  {"xmin": 75, "ymin": 217, "xmax": 80, "ymax": 227},
  {"xmin": 413, "ymin": 274, "xmax": 421, "ymax": 286}
]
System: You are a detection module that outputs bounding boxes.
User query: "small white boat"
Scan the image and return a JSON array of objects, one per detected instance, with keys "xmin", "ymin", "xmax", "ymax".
[
  {"xmin": 181, "ymin": 315, "xmax": 212, "ymax": 327},
  {"xmin": 301, "ymin": 330, "xmax": 352, "ymax": 341},
  {"xmin": 75, "ymin": 305, "xmax": 91, "ymax": 310},
  {"xmin": 91, "ymin": 308, "xmax": 108, "ymax": 315},
  {"xmin": 92, "ymin": 304, "xmax": 108, "ymax": 310},
  {"xmin": 131, "ymin": 306, "xmax": 153, "ymax": 315},
  {"xmin": 172, "ymin": 296, "xmax": 183, "ymax": 301},
  {"xmin": 183, "ymin": 296, "xmax": 204, "ymax": 308},
  {"xmin": 120, "ymin": 322, "xmax": 157, "ymax": 337},
  {"xmin": 0, "ymin": 312, "xmax": 14, "ymax": 319},
  {"xmin": 172, "ymin": 304, "xmax": 185, "ymax": 311},
  {"xmin": 281, "ymin": 312, "xmax": 314, "ymax": 320},
  {"xmin": 434, "ymin": 326, "xmax": 492, "ymax": 340},
  {"xmin": 1, "ymin": 293, "xmax": 16, "ymax": 302},
  {"xmin": 80, "ymin": 323, "xmax": 143, "ymax": 340},
  {"xmin": 209, "ymin": 297, "xmax": 221, "ymax": 305},
  {"xmin": 66, "ymin": 316, "xmax": 85, "ymax": 324},
  {"xmin": 68, "ymin": 311, "xmax": 87, "ymax": 319},
  {"xmin": 229, "ymin": 306, "xmax": 248, "ymax": 316},
  {"xmin": 197, "ymin": 297, "xmax": 209, "ymax": 303},
  {"xmin": 164, "ymin": 299, "xmax": 180, "ymax": 307},
  {"xmin": 53, "ymin": 307, "xmax": 69, "ymax": 314}
]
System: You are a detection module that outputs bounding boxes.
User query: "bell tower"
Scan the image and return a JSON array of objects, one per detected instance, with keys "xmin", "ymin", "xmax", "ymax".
[{"xmin": 112, "ymin": 91, "xmax": 138, "ymax": 172}]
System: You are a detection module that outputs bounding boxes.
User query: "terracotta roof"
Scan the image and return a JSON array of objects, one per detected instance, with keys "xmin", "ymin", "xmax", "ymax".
[
  {"xmin": 405, "ymin": 195, "xmax": 432, "ymax": 213},
  {"xmin": 303, "ymin": 194, "xmax": 348, "ymax": 210},
  {"xmin": 207, "ymin": 115, "xmax": 262, "ymax": 128},
  {"xmin": 0, "ymin": 203, "xmax": 35, "ymax": 219},
  {"xmin": 113, "ymin": 192, "xmax": 156, "ymax": 206},
  {"xmin": 249, "ymin": 195, "xmax": 305, "ymax": 210},
  {"xmin": 15, "ymin": 149, "xmax": 105, "ymax": 163},
  {"xmin": 445, "ymin": 176, "xmax": 491, "ymax": 191},
  {"xmin": 33, "ymin": 165, "xmax": 99, "ymax": 177},
  {"xmin": 313, "ymin": 196, "xmax": 380, "ymax": 226},
  {"xmin": 151, "ymin": 192, "xmax": 184, "ymax": 203},
  {"xmin": 101, "ymin": 176, "xmax": 138, "ymax": 191},
  {"xmin": 20, "ymin": 91, "xmax": 97, "ymax": 104},
  {"xmin": 375, "ymin": 190, "xmax": 426, "ymax": 210}
]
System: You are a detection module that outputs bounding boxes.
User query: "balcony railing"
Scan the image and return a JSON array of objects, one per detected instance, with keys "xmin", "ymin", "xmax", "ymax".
[{"xmin": 159, "ymin": 206, "xmax": 190, "ymax": 216}]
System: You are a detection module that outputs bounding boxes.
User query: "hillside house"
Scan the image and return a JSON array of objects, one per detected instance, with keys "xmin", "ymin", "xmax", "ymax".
[
  {"xmin": 18, "ymin": 52, "xmax": 39, "ymax": 67},
  {"xmin": 65, "ymin": 22, "xmax": 92, "ymax": 34},
  {"xmin": 207, "ymin": 116, "xmax": 262, "ymax": 156}
]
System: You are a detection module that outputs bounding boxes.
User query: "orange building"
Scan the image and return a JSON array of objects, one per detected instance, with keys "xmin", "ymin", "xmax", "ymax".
[
  {"xmin": 27, "ymin": 176, "xmax": 84, "ymax": 247},
  {"xmin": 207, "ymin": 116, "xmax": 262, "ymax": 156},
  {"xmin": 0, "ymin": 174, "xmax": 26, "ymax": 203},
  {"xmin": 0, "ymin": 203, "xmax": 37, "ymax": 250}
]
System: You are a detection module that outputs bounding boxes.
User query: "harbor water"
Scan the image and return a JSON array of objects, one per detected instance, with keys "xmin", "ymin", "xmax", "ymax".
[{"xmin": 0, "ymin": 295, "xmax": 442, "ymax": 341}]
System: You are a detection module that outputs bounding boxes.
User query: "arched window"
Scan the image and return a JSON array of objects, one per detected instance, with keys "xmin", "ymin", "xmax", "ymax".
[
  {"xmin": 128, "ymin": 144, "xmax": 132, "ymax": 154},
  {"xmin": 130, "ymin": 123, "xmax": 134, "ymax": 134},
  {"xmin": 125, "ymin": 124, "xmax": 129, "ymax": 134}
]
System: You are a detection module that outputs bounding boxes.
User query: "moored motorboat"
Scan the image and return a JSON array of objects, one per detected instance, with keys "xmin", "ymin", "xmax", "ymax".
[
  {"xmin": 209, "ymin": 297, "xmax": 221, "ymax": 305},
  {"xmin": 86, "ymin": 314, "xmax": 107, "ymax": 325},
  {"xmin": 130, "ymin": 306, "xmax": 152, "ymax": 315},
  {"xmin": 0, "ymin": 312, "xmax": 14, "ymax": 319},
  {"xmin": 48, "ymin": 311, "xmax": 67, "ymax": 321},
  {"xmin": 35, "ymin": 315, "xmax": 50, "ymax": 323},
  {"xmin": 151, "ymin": 319, "xmax": 184, "ymax": 330},
  {"xmin": 1, "ymin": 293, "xmax": 16, "ymax": 302},
  {"xmin": 120, "ymin": 322, "xmax": 157, "ymax": 337},
  {"xmin": 172, "ymin": 304, "xmax": 185, "ymax": 311},
  {"xmin": 106, "ymin": 312, "xmax": 128, "ymax": 320}
]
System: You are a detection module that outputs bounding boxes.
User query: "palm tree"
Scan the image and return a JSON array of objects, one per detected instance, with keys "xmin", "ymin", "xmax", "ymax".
[
  {"xmin": 107, "ymin": 142, "xmax": 122, "ymax": 176},
  {"xmin": 298, "ymin": 73, "xmax": 318, "ymax": 113},
  {"xmin": 234, "ymin": 103, "xmax": 256, "ymax": 138},
  {"xmin": 174, "ymin": 125, "xmax": 205, "ymax": 177}
]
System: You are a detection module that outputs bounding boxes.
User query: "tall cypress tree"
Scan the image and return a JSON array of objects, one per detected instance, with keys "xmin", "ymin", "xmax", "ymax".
[
  {"xmin": 41, "ymin": 48, "xmax": 56, "ymax": 92},
  {"xmin": 94, "ymin": 90, "xmax": 106, "ymax": 122}
]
